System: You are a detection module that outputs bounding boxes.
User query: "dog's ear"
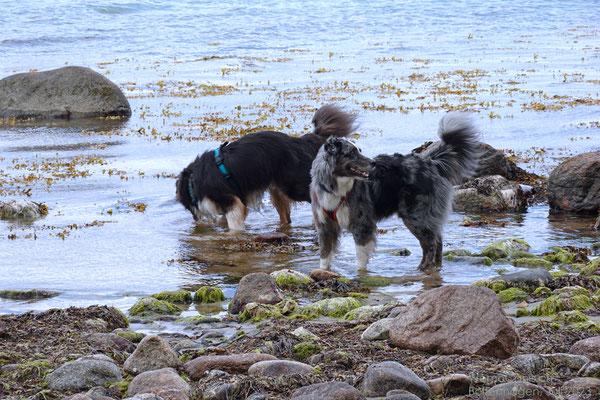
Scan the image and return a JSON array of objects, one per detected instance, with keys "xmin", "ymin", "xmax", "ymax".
[{"xmin": 324, "ymin": 138, "xmax": 342, "ymax": 155}]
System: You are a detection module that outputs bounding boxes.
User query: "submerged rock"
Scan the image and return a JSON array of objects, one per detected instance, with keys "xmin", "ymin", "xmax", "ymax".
[
  {"xmin": 151, "ymin": 290, "xmax": 192, "ymax": 304},
  {"xmin": 0, "ymin": 200, "xmax": 48, "ymax": 221},
  {"xmin": 229, "ymin": 272, "xmax": 283, "ymax": 315},
  {"xmin": 474, "ymin": 268, "xmax": 552, "ymax": 293},
  {"xmin": 388, "ymin": 285, "xmax": 518, "ymax": 358},
  {"xmin": 454, "ymin": 175, "xmax": 529, "ymax": 212},
  {"xmin": 482, "ymin": 238, "xmax": 531, "ymax": 259},
  {"xmin": 548, "ymin": 151, "xmax": 600, "ymax": 214},
  {"xmin": 0, "ymin": 66, "xmax": 131, "ymax": 120},
  {"xmin": 444, "ymin": 255, "xmax": 493, "ymax": 266}
]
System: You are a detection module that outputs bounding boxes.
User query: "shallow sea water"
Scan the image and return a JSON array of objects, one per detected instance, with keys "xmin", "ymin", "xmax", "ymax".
[{"xmin": 1, "ymin": 0, "xmax": 599, "ymax": 316}]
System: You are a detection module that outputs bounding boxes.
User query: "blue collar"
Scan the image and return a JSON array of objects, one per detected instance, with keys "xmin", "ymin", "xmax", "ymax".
[
  {"xmin": 187, "ymin": 176, "xmax": 197, "ymax": 204},
  {"xmin": 214, "ymin": 148, "xmax": 231, "ymax": 179}
]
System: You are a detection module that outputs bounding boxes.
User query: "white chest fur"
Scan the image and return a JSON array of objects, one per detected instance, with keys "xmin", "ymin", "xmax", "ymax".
[{"xmin": 314, "ymin": 177, "xmax": 354, "ymax": 229}]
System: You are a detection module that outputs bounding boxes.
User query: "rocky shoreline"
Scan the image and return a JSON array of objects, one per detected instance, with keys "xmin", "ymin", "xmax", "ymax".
[{"xmin": 2, "ymin": 241, "xmax": 600, "ymax": 400}]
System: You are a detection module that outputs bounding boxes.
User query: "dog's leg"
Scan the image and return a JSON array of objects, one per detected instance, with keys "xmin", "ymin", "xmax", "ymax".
[
  {"xmin": 317, "ymin": 220, "xmax": 340, "ymax": 270},
  {"xmin": 355, "ymin": 240, "xmax": 376, "ymax": 270},
  {"xmin": 405, "ymin": 222, "xmax": 442, "ymax": 271},
  {"xmin": 225, "ymin": 196, "xmax": 248, "ymax": 232},
  {"xmin": 269, "ymin": 186, "xmax": 292, "ymax": 224}
]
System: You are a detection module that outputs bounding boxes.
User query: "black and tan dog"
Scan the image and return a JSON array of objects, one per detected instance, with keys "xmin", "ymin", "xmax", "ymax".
[
  {"xmin": 176, "ymin": 105, "xmax": 356, "ymax": 231},
  {"xmin": 310, "ymin": 113, "xmax": 480, "ymax": 271}
]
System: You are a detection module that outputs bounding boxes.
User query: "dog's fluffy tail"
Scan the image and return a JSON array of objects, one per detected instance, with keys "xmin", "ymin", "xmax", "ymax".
[
  {"xmin": 312, "ymin": 104, "xmax": 357, "ymax": 138},
  {"xmin": 422, "ymin": 112, "xmax": 480, "ymax": 185}
]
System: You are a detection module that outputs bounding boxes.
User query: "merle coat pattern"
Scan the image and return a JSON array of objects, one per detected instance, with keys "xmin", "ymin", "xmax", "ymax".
[
  {"xmin": 310, "ymin": 113, "xmax": 480, "ymax": 271},
  {"xmin": 176, "ymin": 104, "xmax": 356, "ymax": 231}
]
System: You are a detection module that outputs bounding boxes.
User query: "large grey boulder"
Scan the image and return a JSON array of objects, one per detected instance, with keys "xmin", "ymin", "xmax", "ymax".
[
  {"xmin": 228, "ymin": 272, "xmax": 283, "ymax": 314},
  {"xmin": 361, "ymin": 361, "xmax": 430, "ymax": 399},
  {"xmin": 45, "ymin": 359, "xmax": 122, "ymax": 391},
  {"xmin": 0, "ymin": 66, "xmax": 131, "ymax": 120},
  {"xmin": 548, "ymin": 151, "xmax": 600, "ymax": 214},
  {"xmin": 388, "ymin": 285, "xmax": 518, "ymax": 359},
  {"xmin": 570, "ymin": 336, "xmax": 600, "ymax": 362}
]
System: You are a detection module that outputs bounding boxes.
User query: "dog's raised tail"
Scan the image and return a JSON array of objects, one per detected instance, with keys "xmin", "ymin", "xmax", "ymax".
[
  {"xmin": 312, "ymin": 104, "xmax": 357, "ymax": 138},
  {"xmin": 425, "ymin": 112, "xmax": 480, "ymax": 184}
]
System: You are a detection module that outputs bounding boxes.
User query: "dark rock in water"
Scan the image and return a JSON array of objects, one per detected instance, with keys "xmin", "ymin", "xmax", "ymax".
[
  {"xmin": 362, "ymin": 361, "xmax": 430, "ymax": 398},
  {"xmin": 291, "ymin": 381, "xmax": 365, "ymax": 400},
  {"xmin": 45, "ymin": 359, "xmax": 122, "ymax": 391},
  {"xmin": 0, "ymin": 289, "xmax": 59, "ymax": 300},
  {"xmin": 454, "ymin": 175, "xmax": 529, "ymax": 212},
  {"xmin": 444, "ymin": 255, "xmax": 493, "ymax": 266},
  {"xmin": 548, "ymin": 151, "xmax": 600, "ymax": 214},
  {"xmin": 389, "ymin": 285, "xmax": 518, "ymax": 359},
  {"xmin": 474, "ymin": 143, "xmax": 528, "ymax": 180},
  {"xmin": 490, "ymin": 269, "xmax": 553, "ymax": 291},
  {"xmin": 0, "ymin": 66, "xmax": 131, "ymax": 120},
  {"xmin": 483, "ymin": 381, "xmax": 555, "ymax": 400},
  {"xmin": 252, "ymin": 232, "xmax": 291, "ymax": 243},
  {"xmin": 228, "ymin": 272, "xmax": 283, "ymax": 314}
]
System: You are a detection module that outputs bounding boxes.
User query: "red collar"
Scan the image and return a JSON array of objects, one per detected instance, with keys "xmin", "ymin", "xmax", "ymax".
[{"xmin": 312, "ymin": 188, "xmax": 350, "ymax": 223}]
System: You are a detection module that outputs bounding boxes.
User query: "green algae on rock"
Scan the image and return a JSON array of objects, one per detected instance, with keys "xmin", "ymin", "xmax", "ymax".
[
  {"xmin": 301, "ymin": 297, "xmax": 362, "ymax": 319},
  {"xmin": 193, "ymin": 286, "xmax": 225, "ymax": 303},
  {"xmin": 553, "ymin": 310, "xmax": 589, "ymax": 325},
  {"xmin": 128, "ymin": 297, "xmax": 183, "ymax": 317},
  {"xmin": 482, "ymin": 238, "xmax": 531, "ymax": 260},
  {"xmin": 343, "ymin": 305, "xmax": 386, "ymax": 321},
  {"xmin": 151, "ymin": 290, "xmax": 192, "ymax": 304},
  {"xmin": 292, "ymin": 342, "xmax": 322, "ymax": 360},
  {"xmin": 270, "ymin": 269, "xmax": 313, "ymax": 287},
  {"xmin": 530, "ymin": 286, "xmax": 595, "ymax": 316},
  {"xmin": 357, "ymin": 275, "xmax": 392, "ymax": 287},
  {"xmin": 510, "ymin": 258, "xmax": 553, "ymax": 269},
  {"xmin": 0, "ymin": 289, "xmax": 60, "ymax": 300},
  {"xmin": 497, "ymin": 288, "xmax": 529, "ymax": 303}
]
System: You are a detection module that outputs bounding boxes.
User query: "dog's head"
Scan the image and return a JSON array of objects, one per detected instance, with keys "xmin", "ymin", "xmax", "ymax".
[
  {"xmin": 323, "ymin": 137, "xmax": 373, "ymax": 180},
  {"xmin": 175, "ymin": 164, "xmax": 199, "ymax": 221}
]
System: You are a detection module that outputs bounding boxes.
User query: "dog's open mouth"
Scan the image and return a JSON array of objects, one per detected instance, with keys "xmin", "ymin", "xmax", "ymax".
[{"xmin": 348, "ymin": 166, "xmax": 370, "ymax": 178}]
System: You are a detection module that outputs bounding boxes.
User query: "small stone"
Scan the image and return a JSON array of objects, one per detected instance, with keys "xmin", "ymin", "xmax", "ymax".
[
  {"xmin": 291, "ymin": 381, "xmax": 365, "ymax": 400},
  {"xmin": 541, "ymin": 353, "xmax": 590, "ymax": 371},
  {"xmin": 270, "ymin": 269, "xmax": 313, "ymax": 287},
  {"xmin": 426, "ymin": 374, "xmax": 470, "ymax": 397},
  {"xmin": 151, "ymin": 290, "xmax": 192, "ymax": 304},
  {"xmin": 344, "ymin": 304, "xmax": 385, "ymax": 320},
  {"xmin": 361, "ymin": 318, "xmax": 393, "ymax": 341},
  {"xmin": 82, "ymin": 332, "xmax": 136, "ymax": 353},
  {"xmin": 385, "ymin": 389, "xmax": 421, "ymax": 400},
  {"xmin": 561, "ymin": 377, "xmax": 600, "ymax": 396},
  {"xmin": 128, "ymin": 367, "xmax": 191, "ymax": 397},
  {"xmin": 291, "ymin": 327, "xmax": 319, "ymax": 341},
  {"xmin": 128, "ymin": 297, "xmax": 182, "ymax": 317},
  {"xmin": 248, "ymin": 360, "xmax": 315, "ymax": 378},
  {"xmin": 570, "ymin": 336, "xmax": 600, "ymax": 362},
  {"xmin": 193, "ymin": 286, "xmax": 225, "ymax": 303},
  {"xmin": 362, "ymin": 361, "xmax": 430, "ymax": 399},
  {"xmin": 483, "ymin": 381, "xmax": 555, "ymax": 400},
  {"xmin": 508, "ymin": 354, "xmax": 546, "ymax": 375},
  {"xmin": 301, "ymin": 297, "xmax": 361, "ymax": 318}
]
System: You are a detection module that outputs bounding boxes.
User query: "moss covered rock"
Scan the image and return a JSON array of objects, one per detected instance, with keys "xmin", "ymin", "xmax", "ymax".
[
  {"xmin": 515, "ymin": 308, "xmax": 530, "ymax": 318},
  {"xmin": 580, "ymin": 258, "xmax": 600, "ymax": 276},
  {"xmin": 443, "ymin": 249, "xmax": 472, "ymax": 257},
  {"xmin": 445, "ymin": 255, "xmax": 493, "ymax": 266},
  {"xmin": 510, "ymin": 258, "xmax": 553, "ymax": 269},
  {"xmin": 113, "ymin": 328, "xmax": 145, "ymax": 343},
  {"xmin": 301, "ymin": 297, "xmax": 362, "ymax": 319},
  {"xmin": 533, "ymin": 286, "xmax": 552, "ymax": 298},
  {"xmin": 482, "ymin": 238, "xmax": 531, "ymax": 260},
  {"xmin": 292, "ymin": 342, "xmax": 322, "ymax": 361},
  {"xmin": 193, "ymin": 286, "xmax": 225, "ymax": 303},
  {"xmin": 175, "ymin": 315, "xmax": 220, "ymax": 325},
  {"xmin": 270, "ymin": 269, "xmax": 313, "ymax": 287},
  {"xmin": 544, "ymin": 247, "xmax": 576, "ymax": 264},
  {"xmin": 511, "ymin": 251, "xmax": 535, "ymax": 259},
  {"xmin": 343, "ymin": 305, "xmax": 386, "ymax": 321},
  {"xmin": 129, "ymin": 297, "xmax": 182, "ymax": 317},
  {"xmin": 497, "ymin": 288, "xmax": 528, "ymax": 303},
  {"xmin": 554, "ymin": 310, "xmax": 589, "ymax": 324},
  {"xmin": 531, "ymin": 286, "xmax": 595, "ymax": 316},
  {"xmin": 239, "ymin": 302, "xmax": 282, "ymax": 322},
  {"xmin": 151, "ymin": 290, "xmax": 192, "ymax": 304}
]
